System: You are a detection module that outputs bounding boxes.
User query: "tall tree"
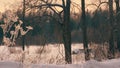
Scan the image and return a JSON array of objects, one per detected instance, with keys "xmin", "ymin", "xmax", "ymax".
[
  {"xmin": 115, "ymin": 0, "xmax": 120, "ymax": 52},
  {"xmin": 108, "ymin": 0, "xmax": 115, "ymax": 58},
  {"xmin": 62, "ymin": 0, "xmax": 72, "ymax": 63},
  {"xmin": 22, "ymin": 0, "xmax": 26, "ymax": 51},
  {"xmin": 30, "ymin": 0, "xmax": 72, "ymax": 63},
  {"xmin": 81, "ymin": 0, "xmax": 90, "ymax": 60}
]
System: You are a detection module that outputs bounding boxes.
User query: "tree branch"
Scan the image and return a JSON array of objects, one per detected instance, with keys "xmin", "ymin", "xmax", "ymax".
[
  {"xmin": 31, "ymin": 3, "xmax": 63, "ymax": 8},
  {"xmin": 86, "ymin": 2, "xmax": 108, "ymax": 11}
]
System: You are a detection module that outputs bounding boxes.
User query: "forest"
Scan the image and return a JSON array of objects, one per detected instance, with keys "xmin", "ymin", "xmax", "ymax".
[{"xmin": 0, "ymin": 0, "xmax": 120, "ymax": 64}]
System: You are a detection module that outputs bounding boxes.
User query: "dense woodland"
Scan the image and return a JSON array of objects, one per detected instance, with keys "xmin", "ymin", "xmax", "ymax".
[{"xmin": 0, "ymin": 0, "xmax": 120, "ymax": 64}]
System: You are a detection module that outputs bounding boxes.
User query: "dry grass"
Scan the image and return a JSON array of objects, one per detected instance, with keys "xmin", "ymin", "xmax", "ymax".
[
  {"xmin": 0, "ymin": 44, "xmax": 65, "ymax": 65},
  {"xmin": 0, "ymin": 44, "xmax": 84, "ymax": 65},
  {"xmin": 89, "ymin": 43, "xmax": 109, "ymax": 61},
  {"xmin": 0, "ymin": 43, "xmax": 119, "ymax": 66}
]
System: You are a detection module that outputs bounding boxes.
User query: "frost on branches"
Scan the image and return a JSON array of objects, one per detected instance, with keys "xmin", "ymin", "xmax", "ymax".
[{"xmin": 0, "ymin": 10, "xmax": 33, "ymax": 46}]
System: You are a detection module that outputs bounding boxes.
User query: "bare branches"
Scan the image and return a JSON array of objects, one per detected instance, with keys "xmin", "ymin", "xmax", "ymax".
[
  {"xmin": 71, "ymin": 2, "xmax": 81, "ymax": 14},
  {"xmin": 28, "ymin": 0, "xmax": 64, "ymax": 24},
  {"xmin": 86, "ymin": 1, "xmax": 109, "ymax": 11},
  {"xmin": 31, "ymin": 3, "xmax": 63, "ymax": 8}
]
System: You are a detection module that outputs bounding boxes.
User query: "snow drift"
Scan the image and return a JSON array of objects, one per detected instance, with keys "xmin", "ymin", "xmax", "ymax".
[{"xmin": 0, "ymin": 58, "xmax": 120, "ymax": 68}]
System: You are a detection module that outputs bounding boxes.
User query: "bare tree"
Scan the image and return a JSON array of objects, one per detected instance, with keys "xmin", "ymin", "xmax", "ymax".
[
  {"xmin": 81, "ymin": 0, "xmax": 90, "ymax": 61},
  {"xmin": 62, "ymin": 0, "xmax": 72, "ymax": 64},
  {"xmin": 108, "ymin": 0, "xmax": 115, "ymax": 59},
  {"xmin": 22, "ymin": 0, "xmax": 26, "ymax": 51},
  {"xmin": 115, "ymin": 0, "xmax": 120, "ymax": 52},
  {"xmin": 29, "ymin": 0, "xmax": 72, "ymax": 63}
]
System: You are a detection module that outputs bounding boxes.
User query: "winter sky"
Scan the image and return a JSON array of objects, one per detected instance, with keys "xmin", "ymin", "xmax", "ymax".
[
  {"xmin": 0, "ymin": 0, "xmax": 21, "ymax": 12},
  {"xmin": 0, "ymin": 0, "xmax": 79, "ymax": 12},
  {"xmin": 0, "ymin": 0, "xmax": 109, "ymax": 13}
]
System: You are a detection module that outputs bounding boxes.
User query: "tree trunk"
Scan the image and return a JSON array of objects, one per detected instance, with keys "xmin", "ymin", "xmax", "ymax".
[
  {"xmin": 0, "ymin": 27, "xmax": 3, "ymax": 45},
  {"xmin": 62, "ymin": 0, "xmax": 72, "ymax": 64},
  {"xmin": 108, "ymin": 0, "xmax": 115, "ymax": 59},
  {"xmin": 81, "ymin": 0, "xmax": 90, "ymax": 61},
  {"xmin": 22, "ymin": 0, "xmax": 26, "ymax": 51},
  {"xmin": 115, "ymin": 0, "xmax": 120, "ymax": 52}
]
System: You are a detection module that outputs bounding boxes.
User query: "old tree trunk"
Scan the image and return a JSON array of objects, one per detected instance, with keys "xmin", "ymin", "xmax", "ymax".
[
  {"xmin": 22, "ymin": 0, "xmax": 26, "ymax": 51},
  {"xmin": 62, "ymin": 0, "xmax": 72, "ymax": 64},
  {"xmin": 81, "ymin": 0, "xmax": 90, "ymax": 60},
  {"xmin": 108, "ymin": 0, "xmax": 115, "ymax": 59},
  {"xmin": 115, "ymin": 0, "xmax": 120, "ymax": 52}
]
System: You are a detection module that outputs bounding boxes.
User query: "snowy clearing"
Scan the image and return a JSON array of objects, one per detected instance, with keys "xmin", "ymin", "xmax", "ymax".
[
  {"xmin": 0, "ymin": 44, "xmax": 85, "ymax": 64},
  {"xmin": 0, "ymin": 58, "xmax": 120, "ymax": 68},
  {"xmin": 0, "ymin": 43, "xmax": 119, "ymax": 68}
]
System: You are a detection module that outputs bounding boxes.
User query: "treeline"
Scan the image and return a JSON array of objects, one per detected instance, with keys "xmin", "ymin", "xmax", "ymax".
[
  {"xmin": 15, "ymin": 9, "xmax": 112, "ymax": 45},
  {"xmin": 1, "ymin": 0, "xmax": 120, "ymax": 63},
  {"xmin": 16, "ymin": 0, "xmax": 120, "ymax": 63}
]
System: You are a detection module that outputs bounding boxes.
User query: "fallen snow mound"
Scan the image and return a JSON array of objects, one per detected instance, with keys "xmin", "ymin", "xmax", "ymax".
[{"xmin": 0, "ymin": 58, "xmax": 120, "ymax": 68}]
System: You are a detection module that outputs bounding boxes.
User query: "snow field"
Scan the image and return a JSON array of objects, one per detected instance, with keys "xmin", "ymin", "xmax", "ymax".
[{"xmin": 0, "ymin": 43, "xmax": 120, "ymax": 68}]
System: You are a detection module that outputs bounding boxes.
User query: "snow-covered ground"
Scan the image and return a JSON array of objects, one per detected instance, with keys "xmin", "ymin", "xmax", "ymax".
[
  {"xmin": 0, "ymin": 58, "xmax": 120, "ymax": 68},
  {"xmin": 31, "ymin": 59, "xmax": 120, "ymax": 68},
  {"xmin": 0, "ymin": 43, "xmax": 120, "ymax": 68},
  {"xmin": 0, "ymin": 44, "xmax": 85, "ymax": 64}
]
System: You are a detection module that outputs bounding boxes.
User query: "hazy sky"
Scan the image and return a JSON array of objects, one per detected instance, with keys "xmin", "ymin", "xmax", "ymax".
[
  {"xmin": 0, "ymin": 0, "xmax": 79, "ymax": 12},
  {"xmin": 0, "ymin": 0, "xmax": 109, "ymax": 13},
  {"xmin": 0, "ymin": 0, "xmax": 21, "ymax": 12},
  {"xmin": 0, "ymin": 0, "xmax": 91, "ymax": 12}
]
